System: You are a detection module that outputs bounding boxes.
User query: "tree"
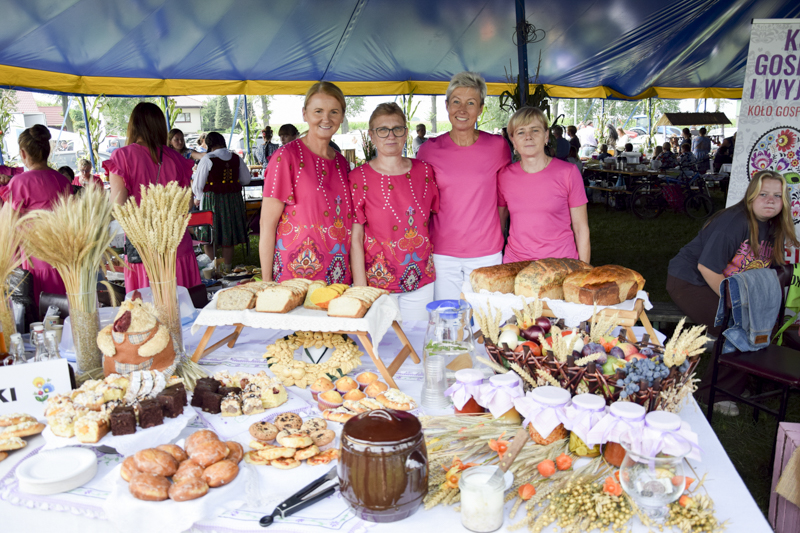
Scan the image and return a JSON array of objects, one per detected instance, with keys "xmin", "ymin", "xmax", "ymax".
[
  {"xmin": 429, "ymin": 95, "xmax": 437, "ymax": 133},
  {"xmin": 77, "ymin": 96, "xmax": 107, "ymax": 164},
  {"xmin": 341, "ymin": 96, "xmax": 365, "ymax": 134},
  {"xmin": 215, "ymin": 95, "xmax": 233, "ymax": 132},
  {"xmin": 61, "ymin": 95, "xmax": 74, "ymax": 132},
  {"xmin": 0, "ymin": 90, "xmax": 19, "ymax": 163},
  {"xmin": 201, "ymin": 97, "xmax": 218, "ymax": 131},
  {"xmin": 477, "ymin": 96, "xmax": 511, "ymax": 132},
  {"xmin": 259, "ymin": 95, "xmax": 273, "ymax": 126},
  {"xmin": 233, "ymin": 97, "xmax": 255, "ymax": 133}
]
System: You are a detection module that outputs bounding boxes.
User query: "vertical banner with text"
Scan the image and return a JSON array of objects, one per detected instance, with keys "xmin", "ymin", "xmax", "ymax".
[{"xmin": 727, "ymin": 19, "xmax": 800, "ymax": 263}]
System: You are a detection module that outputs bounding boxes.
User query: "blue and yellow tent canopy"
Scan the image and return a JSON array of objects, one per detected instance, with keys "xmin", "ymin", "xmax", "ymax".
[{"xmin": 0, "ymin": 0, "xmax": 797, "ymax": 99}]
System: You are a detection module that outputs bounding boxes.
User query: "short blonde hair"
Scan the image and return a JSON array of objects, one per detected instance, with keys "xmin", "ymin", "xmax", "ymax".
[
  {"xmin": 78, "ymin": 158, "xmax": 91, "ymax": 169},
  {"xmin": 507, "ymin": 107, "xmax": 549, "ymax": 136},
  {"xmin": 368, "ymin": 102, "xmax": 406, "ymax": 130},
  {"xmin": 304, "ymin": 82, "xmax": 346, "ymax": 114},
  {"xmin": 445, "ymin": 71, "xmax": 487, "ymax": 105}
]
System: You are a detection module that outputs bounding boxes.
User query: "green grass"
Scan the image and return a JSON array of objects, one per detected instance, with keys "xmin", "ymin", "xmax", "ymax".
[{"xmin": 222, "ymin": 187, "xmax": 795, "ymax": 516}]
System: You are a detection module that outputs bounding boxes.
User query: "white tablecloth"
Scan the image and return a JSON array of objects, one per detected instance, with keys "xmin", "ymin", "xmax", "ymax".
[{"xmin": 0, "ymin": 321, "xmax": 772, "ymax": 533}]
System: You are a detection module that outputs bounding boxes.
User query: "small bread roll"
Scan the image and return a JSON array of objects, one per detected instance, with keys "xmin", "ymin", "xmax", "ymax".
[
  {"xmin": 173, "ymin": 459, "xmax": 205, "ymax": 484},
  {"xmin": 129, "ymin": 472, "xmax": 170, "ymax": 501},
  {"xmin": 189, "ymin": 439, "xmax": 230, "ymax": 468},
  {"xmin": 133, "ymin": 448, "xmax": 179, "ymax": 477},
  {"xmin": 202, "ymin": 460, "xmax": 239, "ymax": 488},
  {"xmin": 168, "ymin": 478, "xmax": 209, "ymax": 502}
]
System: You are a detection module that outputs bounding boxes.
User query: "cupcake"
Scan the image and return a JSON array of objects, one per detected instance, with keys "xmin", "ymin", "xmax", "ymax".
[
  {"xmin": 310, "ymin": 377, "xmax": 335, "ymax": 402},
  {"xmin": 364, "ymin": 380, "xmax": 388, "ymax": 398},
  {"xmin": 318, "ymin": 390, "xmax": 344, "ymax": 411},
  {"xmin": 343, "ymin": 389, "xmax": 366, "ymax": 401},
  {"xmin": 355, "ymin": 371, "xmax": 378, "ymax": 390},
  {"xmin": 335, "ymin": 376, "xmax": 359, "ymax": 395}
]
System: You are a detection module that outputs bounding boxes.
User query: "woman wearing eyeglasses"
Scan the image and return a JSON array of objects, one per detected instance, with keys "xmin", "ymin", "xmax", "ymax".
[{"xmin": 349, "ymin": 103, "xmax": 439, "ymax": 321}]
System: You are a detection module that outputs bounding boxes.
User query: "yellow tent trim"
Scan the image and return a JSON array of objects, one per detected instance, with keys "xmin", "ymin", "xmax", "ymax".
[{"xmin": 0, "ymin": 64, "xmax": 744, "ymax": 100}]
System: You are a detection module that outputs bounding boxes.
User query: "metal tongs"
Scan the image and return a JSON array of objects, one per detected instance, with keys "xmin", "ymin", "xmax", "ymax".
[{"xmin": 259, "ymin": 467, "xmax": 339, "ymax": 527}]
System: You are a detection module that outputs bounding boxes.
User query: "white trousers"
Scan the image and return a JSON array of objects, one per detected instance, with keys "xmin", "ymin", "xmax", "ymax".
[
  {"xmin": 394, "ymin": 283, "xmax": 435, "ymax": 322},
  {"xmin": 432, "ymin": 252, "xmax": 504, "ymax": 301}
]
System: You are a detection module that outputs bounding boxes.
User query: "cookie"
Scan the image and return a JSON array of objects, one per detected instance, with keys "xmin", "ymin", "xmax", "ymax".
[
  {"xmin": 0, "ymin": 413, "xmax": 37, "ymax": 427},
  {"xmin": 307, "ymin": 449, "xmax": 339, "ymax": 466},
  {"xmin": 249, "ymin": 440, "xmax": 273, "ymax": 450},
  {"xmin": 300, "ymin": 417, "xmax": 327, "ymax": 432},
  {"xmin": 294, "ymin": 444, "xmax": 320, "ymax": 461},
  {"xmin": 271, "ymin": 458, "xmax": 301, "ymax": 470},
  {"xmin": 244, "ymin": 450, "xmax": 271, "ymax": 465},
  {"xmin": 249, "ymin": 421, "xmax": 278, "ymax": 442},
  {"xmin": 277, "ymin": 433, "xmax": 314, "ymax": 449},
  {"xmin": 273, "ymin": 412, "xmax": 302, "ymax": 432},
  {"xmin": 308, "ymin": 429, "xmax": 336, "ymax": 447},
  {"xmin": 0, "ymin": 437, "xmax": 27, "ymax": 452},
  {"xmin": 256, "ymin": 446, "xmax": 297, "ymax": 461}
]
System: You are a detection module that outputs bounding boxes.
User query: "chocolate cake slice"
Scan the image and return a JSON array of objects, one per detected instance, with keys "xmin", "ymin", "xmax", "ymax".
[
  {"xmin": 109, "ymin": 405, "xmax": 136, "ymax": 436},
  {"xmin": 195, "ymin": 377, "xmax": 220, "ymax": 393},
  {"xmin": 202, "ymin": 391, "xmax": 223, "ymax": 414},
  {"xmin": 168, "ymin": 382, "xmax": 187, "ymax": 406},
  {"xmin": 156, "ymin": 387, "xmax": 184, "ymax": 418},
  {"xmin": 139, "ymin": 398, "xmax": 164, "ymax": 428},
  {"xmin": 218, "ymin": 386, "xmax": 242, "ymax": 398}
]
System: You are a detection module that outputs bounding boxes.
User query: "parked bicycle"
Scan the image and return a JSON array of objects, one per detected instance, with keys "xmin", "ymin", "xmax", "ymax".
[{"xmin": 630, "ymin": 171, "xmax": 714, "ymax": 220}]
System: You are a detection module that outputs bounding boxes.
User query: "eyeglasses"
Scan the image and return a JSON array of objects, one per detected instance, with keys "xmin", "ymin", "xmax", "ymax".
[{"xmin": 372, "ymin": 126, "xmax": 407, "ymax": 138}]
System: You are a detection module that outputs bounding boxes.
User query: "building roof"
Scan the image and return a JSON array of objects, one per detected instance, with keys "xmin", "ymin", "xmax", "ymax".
[
  {"xmin": 13, "ymin": 90, "xmax": 39, "ymax": 114},
  {"xmin": 171, "ymin": 96, "xmax": 203, "ymax": 108},
  {"xmin": 38, "ymin": 105, "xmax": 63, "ymax": 127},
  {"xmin": 655, "ymin": 113, "xmax": 732, "ymax": 127}
]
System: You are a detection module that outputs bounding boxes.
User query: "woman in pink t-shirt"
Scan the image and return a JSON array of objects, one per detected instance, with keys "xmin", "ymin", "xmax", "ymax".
[
  {"xmin": 259, "ymin": 82, "xmax": 353, "ymax": 284},
  {"xmin": 72, "ymin": 158, "xmax": 104, "ymax": 188},
  {"xmin": 106, "ymin": 103, "xmax": 201, "ymax": 292},
  {"xmin": 0, "ymin": 125, "xmax": 72, "ymax": 305},
  {"xmin": 417, "ymin": 71, "xmax": 512, "ymax": 300},
  {"xmin": 350, "ymin": 103, "xmax": 440, "ymax": 321},
  {"xmin": 498, "ymin": 107, "xmax": 590, "ymax": 264}
]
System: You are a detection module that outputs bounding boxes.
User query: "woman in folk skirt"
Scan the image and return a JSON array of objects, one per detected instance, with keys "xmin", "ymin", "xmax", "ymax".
[{"xmin": 191, "ymin": 131, "xmax": 251, "ymax": 271}]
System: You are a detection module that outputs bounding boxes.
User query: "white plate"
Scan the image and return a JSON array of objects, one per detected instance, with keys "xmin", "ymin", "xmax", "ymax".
[{"xmin": 17, "ymin": 447, "xmax": 98, "ymax": 495}]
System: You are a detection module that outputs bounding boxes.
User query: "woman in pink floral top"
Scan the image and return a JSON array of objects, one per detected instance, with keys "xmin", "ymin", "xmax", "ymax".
[
  {"xmin": 350, "ymin": 103, "xmax": 440, "ymax": 321},
  {"xmin": 260, "ymin": 82, "xmax": 354, "ymax": 284}
]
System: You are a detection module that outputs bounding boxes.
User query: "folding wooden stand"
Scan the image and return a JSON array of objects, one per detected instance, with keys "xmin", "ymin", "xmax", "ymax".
[
  {"xmin": 191, "ymin": 321, "xmax": 420, "ymax": 389},
  {"xmin": 540, "ymin": 298, "xmax": 661, "ymax": 345}
]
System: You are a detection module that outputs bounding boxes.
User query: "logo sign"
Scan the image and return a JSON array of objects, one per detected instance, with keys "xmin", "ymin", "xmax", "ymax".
[{"xmin": 0, "ymin": 359, "xmax": 72, "ymax": 418}]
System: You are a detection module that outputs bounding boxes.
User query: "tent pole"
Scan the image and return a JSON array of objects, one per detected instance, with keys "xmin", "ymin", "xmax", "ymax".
[
  {"xmin": 515, "ymin": 0, "xmax": 529, "ymax": 107},
  {"xmin": 574, "ymin": 99, "xmax": 577, "ymax": 125},
  {"xmin": 648, "ymin": 98, "xmax": 653, "ymax": 151},
  {"xmin": 162, "ymin": 96, "xmax": 170, "ymax": 128},
  {"xmin": 229, "ymin": 95, "xmax": 241, "ymax": 149},
  {"xmin": 80, "ymin": 96, "xmax": 96, "ymax": 171},
  {"xmin": 243, "ymin": 95, "xmax": 251, "ymax": 162}
]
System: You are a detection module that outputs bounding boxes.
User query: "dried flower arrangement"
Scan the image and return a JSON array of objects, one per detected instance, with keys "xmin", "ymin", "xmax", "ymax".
[
  {"xmin": 21, "ymin": 185, "xmax": 118, "ymax": 374},
  {"xmin": 0, "ymin": 202, "xmax": 23, "ymax": 348}
]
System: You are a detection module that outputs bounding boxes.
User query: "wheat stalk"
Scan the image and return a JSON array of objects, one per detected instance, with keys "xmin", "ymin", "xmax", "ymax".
[{"xmin": 0, "ymin": 202, "xmax": 24, "ymax": 343}]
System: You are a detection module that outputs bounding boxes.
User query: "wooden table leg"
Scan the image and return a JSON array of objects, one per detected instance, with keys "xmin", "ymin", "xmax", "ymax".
[
  {"xmin": 227, "ymin": 324, "xmax": 245, "ymax": 348},
  {"xmin": 638, "ymin": 310, "xmax": 661, "ymax": 346},
  {"xmin": 192, "ymin": 326, "xmax": 217, "ymax": 363},
  {"xmin": 191, "ymin": 324, "xmax": 246, "ymax": 363},
  {"xmin": 391, "ymin": 321, "xmax": 420, "ymax": 364},
  {"xmin": 357, "ymin": 333, "xmax": 398, "ymax": 389}
]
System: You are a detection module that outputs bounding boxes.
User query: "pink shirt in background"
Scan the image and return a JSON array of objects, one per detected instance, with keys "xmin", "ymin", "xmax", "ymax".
[
  {"xmin": 417, "ymin": 131, "xmax": 511, "ymax": 258},
  {"xmin": 498, "ymin": 158, "xmax": 588, "ymax": 263},
  {"xmin": 1, "ymin": 168, "xmax": 72, "ymax": 305},
  {"xmin": 72, "ymin": 174, "xmax": 104, "ymax": 187},
  {"xmin": 104, "ymin": 144, "xmax": 201, "ymax": 291},
  {"xmin": 263, "ymin": 139, "xmax": 354, "ymax": 284},
  {"xmin": 350, "ymin": 160, "xmax": 440, "ymax": 293}
]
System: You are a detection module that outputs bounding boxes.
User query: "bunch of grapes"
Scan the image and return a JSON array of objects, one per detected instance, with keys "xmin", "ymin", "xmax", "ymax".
[{"xmin": 615, "ymin": 358, "xmax": 670, "ymax": 399}]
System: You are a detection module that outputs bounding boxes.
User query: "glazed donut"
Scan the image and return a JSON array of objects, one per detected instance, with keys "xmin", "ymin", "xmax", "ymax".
[
  {"xmin": 249, "ymin": 421, "xmax": 278, "ymax": 442},
  {"xmin": 307, "ymin": 449, "xmax": 339, "ymax": 466},
  {"xmin": 184, "ymin": 430, "xmax": 219, "ymax": 456},
  {"xmin": 271, "ymin": 458, "xmax": 301, "ymax": 470},
  {"xmin": 129, "ymin": 472, "xmax": 171, "ymax": 501},
  {"xmin": 294, "ymin": 444, "xmax": 320, "ymax": 461},
  {"xmin": 202, "ymin": 460, "xmax": 239, "ymax": 488},
  {"xmin": 225, "ymin": 441, "xmax": 243, "ymax": 464},
  {"xmin": 168, "ymin": 478, "xmax": 209, "ymax": 502},
  {"xmin": 273, "ymin": 412, "xmax": 302, "ymax": 432},
  {"xmin": 300, "ymin": 417, "xmax": 327, "ymax": 432},
  {"xmin": 189, "ymin": 439, "xmax": 230, "ymax": 468},
  {"xmin": 133, "ymin": 448, "xmax": 179, "ymax": 477},
  {"xmin": 172, "ymin": 459, "xmax": 205, "ymax": 484},
  {"xmin": 121, "ymin": 456, "xmax": 139, "ymax": 482},
  {"xmin": 157, "ymin": 444, "xmax": 188, "ymax": 463},
  {"xmin": 277, "ymin": 433, "xmax": 314, "ymax": 449}
]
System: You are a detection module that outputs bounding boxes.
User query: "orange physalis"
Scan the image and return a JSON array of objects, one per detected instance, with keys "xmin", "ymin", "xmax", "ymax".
[
  {"xmin": 537, "ymin": 459, "xmax": 556, "ymax": 477},
  {"xmin": 488, "ymin": 431, "xmax": 509, "ymax": 460},
  {"xmin": 518, "ymin": 484, "xmax": 536, "ymax": 500},
  {"xmin": 679, "ymin": 495, "xmax": 693, "ymax": 508},
  {"xmin": 672, "ymin": 475, "xmax": 694, "ymax": 490},
  {"xmin": 602, "ymin": 476, "xmax": 623, "ymax": 497},
  {"xmin": 555, "ymin": 453, "xmax": 572, "ymax": 471}
]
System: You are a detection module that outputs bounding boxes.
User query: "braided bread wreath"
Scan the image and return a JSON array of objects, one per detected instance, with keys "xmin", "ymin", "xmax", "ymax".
[{"xmin": 263, "ymin": 332, "xmax": 363, "ymax": 389}]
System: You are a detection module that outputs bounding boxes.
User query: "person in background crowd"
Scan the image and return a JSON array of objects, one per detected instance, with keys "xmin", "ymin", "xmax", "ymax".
[
  {"xmin": 259, "ymin": 82, "xmax": 353, "ymax": 284},
  {"xmin": 682, "ymin": 128, "xmax": 692, "ymax": 146},
  {"xmin": 258, "ymin": 126, "xmax": 280, "ymax": 167},
  {"xmin": 73, "ymin": 158, "xmax": 104, "ymax": 187},
  {"xmin": 349, "ymin": 103, "xmax": 439, "ymax": 321},
  {"xmin": 653, "ymin": 145, "xmax": 663, "ymax": 159},
  {"xmin": 678, "ymin": 143, "xmax": 697, "ymax": 176},
  {"xmin": 417, "ymin": 71, "xmax": 511, "ymax": 300},
  {"xmin": 577, "ymin": 121, "xmax": 597, "ymax": 148},
  {"xmin": 655, "ymin": 142, "xmax": 678, "ymax": 169},
  {"xmin": 499, "ymin": 107, "xmax": 590, "ymax": 264},
  {"xmin": 597, "ymin": 144, "xmax": 612, "ymax": 161},
  {"xmin": 605, "ymin": 124, "xmax": 619, "ymax": 153},
  {"xmin": 567, "ymin": 125, "xmax": 581, "ymax": 152},
  {"xmin": 412, "ymin": 124, "xmax": 427, "ymax": 156},
  {"xmin": 0, "ymin": 164, "xmax": 24, "ymax": 188},
  {"xmin": 623, "ymin": 143, "xmax": 634, "ymax": 153},
  {"xmin": 617, "ymin": 127, "xmax": 629, "ymax": 150},
  {"xmin": 670, "ymin": 135, "xmax": 680, "ymax": 152},
  {"xmin": 667, "ymin": 170, "xmax": 798, "ymax": 416},
  {"xmin": 0, "ymin": 125, "xmax": 72, "ymax": 305},
  {"xmin": 278, "ymin": 124, "xmax": 299, "ymax": 146},
  {"xmin": 57, "ymin": 166, "xmax": 74, "ymax": 182},
  {"xmin": 169, "ymin": 128, "xmax": 203, "ymax": 161},
  {"xmin": 713, "ymin": 133, "xmax": 736, "ymax": 173},
  {"xmin": 552, "ymin": 125, "xmax": 570, "ymax": 160},
  {"xmin": 692, "ymin": 127, "xmax": 711, "ymax": 173},
  {"xmin": 106, "ymin": 102, "xmax": 201, "ymax": 292},
  {"xmin": 196, "ymin": 133, "xmax": 208, "ymax": 152},
  {"xmin": 192, "ymin": 132, "xmax": 251, "ymax": 272},
  {"xmin": 566, "ymin": 145, "xmax": 583, "ymax": 175}
]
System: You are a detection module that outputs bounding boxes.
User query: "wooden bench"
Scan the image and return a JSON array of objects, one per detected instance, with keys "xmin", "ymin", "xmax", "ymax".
[{"xmin": 648, "ymin": 301, "xmax": 694, "ymax": 330}]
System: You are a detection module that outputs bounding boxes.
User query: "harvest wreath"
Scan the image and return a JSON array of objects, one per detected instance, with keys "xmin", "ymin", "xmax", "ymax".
[{"xmin": 263, "ymin": 332, "xmax": 363, "ymax": 388}]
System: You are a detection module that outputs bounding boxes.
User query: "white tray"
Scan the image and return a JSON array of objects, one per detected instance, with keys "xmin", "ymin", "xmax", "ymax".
[{"xmin": 17, "ymin": 447, "xmax": 98, "ymax": 495}]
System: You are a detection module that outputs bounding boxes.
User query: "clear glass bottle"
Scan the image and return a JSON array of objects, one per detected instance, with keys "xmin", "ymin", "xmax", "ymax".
[
  {"xmin": 32, "ymin": 325, "xmax": 47, "ymax": 363},
  {"xmin": 7, "ymin": 332, "xmax": 26, "ymax": 365},
  {"xmin": 45, "ymin": 330, "xmax": 61, "ymax": 360}
]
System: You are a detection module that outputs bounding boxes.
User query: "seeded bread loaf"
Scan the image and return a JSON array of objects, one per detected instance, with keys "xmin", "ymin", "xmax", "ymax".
[
  {"xmin": 469, "ymin": 261, "xmax": 532, "ymax": 294},
  {"xmin": 218, "ymin": 282, "xmax": 278, "ymax": 310},
  {"xmin": 514, "ymin": 258, "xmax": 593, "ymax": 300},
  {"xmin": 562, "ymin": 265, "xmax": 645, "ymax": 306}
]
